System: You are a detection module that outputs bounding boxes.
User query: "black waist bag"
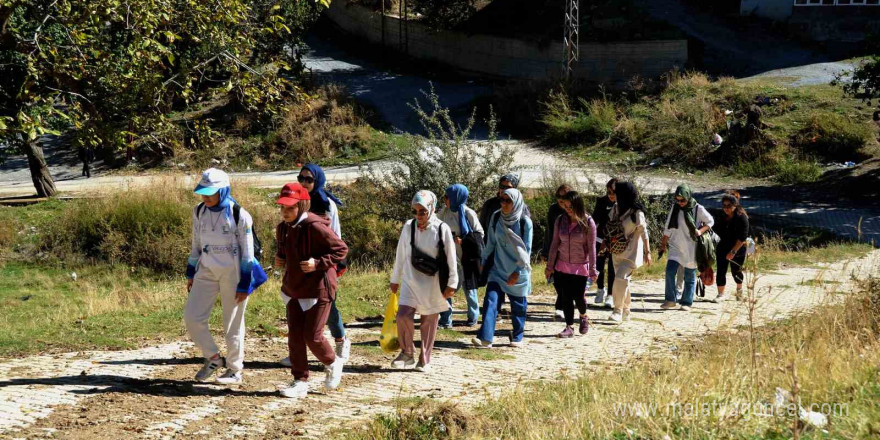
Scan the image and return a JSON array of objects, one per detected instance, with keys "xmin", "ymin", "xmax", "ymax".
[{"xmin": 410, "ymin": 221, "xmax": 450, "ymax": 290}]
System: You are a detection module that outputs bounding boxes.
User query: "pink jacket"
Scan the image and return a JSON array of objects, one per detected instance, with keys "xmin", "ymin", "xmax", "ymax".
[{"xmin": 547, "ymin": 215, "xmax": 598, "ymax": 279}]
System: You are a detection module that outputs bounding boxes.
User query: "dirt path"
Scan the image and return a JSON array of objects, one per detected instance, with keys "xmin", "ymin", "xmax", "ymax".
[{"xmin": 2, "ymin": 250, "xmax": 876, "ymax": 439}]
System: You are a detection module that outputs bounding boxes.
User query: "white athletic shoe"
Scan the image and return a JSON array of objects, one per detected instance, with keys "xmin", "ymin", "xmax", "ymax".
[
  {"xmin": 279, "ymin": 380, "xmax": 309, "ymax": 398},
  {"xmin": 335, "ymin": 338, "xmax": 351, "ymax": 360},
  {"xmin": 391, "ymin": 352, "xmax": 417, "ymax": 368},
  {"xmin": 554, "ymin": 310, "xmax": 565, "ymax": 321},
  {"xmin": 715, "ymin": 292, "xmax": 727, "ymax": 303},
  {"xmin": 216, "ymin": 369, "xmax": 242, "ymax": 385},
  {"xmin": 324, "ymin": 357, "xmax": 345, "ymax": 390},
  {"xmin": 622, "ymin": 310, "xmax": 631, "ymax": 321},
  {"xmin": 471, "ymin": 337, "xmax": 492, "ymax": 349},
  {"xmin": 415, "ymin": 362, "xmax": 431, "ymax": 373},
  {"xmin": 594, "ymin": 288, "xmax": 606, "ymax": 305},
  {"xmin": 509, "ymin": 340, "xmax": 525, "ymax": 348},
  {"xmin": 194, "ymin": 356, "xmax": 225, "ymax": 382},
  {"xmin": 604, "ymin": 294, "xmax": 614, "ymax": 309},
  {"xmin": 609, "ymin": 311, "xmax": 623, "ymax": 324},
  {"xmin": 279, "ymin": 357, "xmax": 292, "ymax": 368},
  {"xmin": 680, "ymin": 305, "xmax": 692, "ymax": 312}
]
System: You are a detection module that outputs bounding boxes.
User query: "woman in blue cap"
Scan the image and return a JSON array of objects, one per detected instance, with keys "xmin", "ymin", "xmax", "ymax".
[
  {"xmin": 437, "ymin": 184, "xmax": 484, "ymax": 327},
  {"xmin": 184, "ymin": 168, "xmax": 257, "ymax": 385}
]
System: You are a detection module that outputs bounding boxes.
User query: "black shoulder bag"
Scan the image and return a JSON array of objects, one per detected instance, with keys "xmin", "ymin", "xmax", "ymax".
[{"xmin": 410, "ymin": 221, "xmax": 450, "ymax": 290}]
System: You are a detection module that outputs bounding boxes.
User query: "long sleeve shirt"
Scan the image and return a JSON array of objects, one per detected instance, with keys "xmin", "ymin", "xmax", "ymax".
[
  {"xmin": 478, "ymin": 197, "xmax": 532, "ymax": 242},
  {"xmin": 390, "ymin": 217, "xmax": 460, "ymax": 315},
  {"xmin": 547, "ymin": 215, "xmax": 598, "ymax": 279},
  {"xmin": 715, "ymin": 211, "xmax": 749, "ymax": 255},
  {"xmin": 186, "ymin": 204, "xmax": 255, "ymax": 293},
  {"xmin": 663, "ymin": 204, "xmax": 714, "ymax": 269},
  {"xmin": 482, "ymin": 212, "xmax": 533, "ymax": 297},
  {"xmin": 437, "ymin": 206, "xmax": 484, "ymax": 260}
]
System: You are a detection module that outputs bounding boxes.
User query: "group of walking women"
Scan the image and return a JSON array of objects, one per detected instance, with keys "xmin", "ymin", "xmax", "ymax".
[{"xmin": 181, "ymin": 166, "xmax": 749, "ymax": 398}]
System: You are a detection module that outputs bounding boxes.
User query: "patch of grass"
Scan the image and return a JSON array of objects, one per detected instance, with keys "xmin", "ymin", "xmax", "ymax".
[
  {"xmin": 454, "ymin": 349, "xmax": 514, "ymax": 361},
  {"xmin": 436, "ymin": 328, "xmax": 467, "ymax": 341},
  {"xmin": 798, "ymin": 279, "xmax": 842, "ymax": 287}
]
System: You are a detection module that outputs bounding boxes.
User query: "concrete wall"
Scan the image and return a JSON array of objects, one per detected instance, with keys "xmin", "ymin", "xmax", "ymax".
[
  {"xmin": 325, "ymin": 1, "xmax": 688, "ymax": 84},
  {"xmin": 741, "ymin": 0, "xmax": 793, "ymax": 20},
  {"xmin": 790, "ymin": 6, "xmax": 880, "ymax": 41}
]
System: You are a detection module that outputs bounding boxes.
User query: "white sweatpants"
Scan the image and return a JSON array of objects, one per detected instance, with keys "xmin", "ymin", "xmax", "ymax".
[{"xmin": 184, "ymin": 270, "xmax": 248, "ymax": 371}]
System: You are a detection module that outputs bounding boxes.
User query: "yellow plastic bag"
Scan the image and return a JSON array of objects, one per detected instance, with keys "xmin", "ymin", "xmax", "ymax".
[{"xmin": 379, "ymin": 292, "xmax": 400, "ymax": 353}]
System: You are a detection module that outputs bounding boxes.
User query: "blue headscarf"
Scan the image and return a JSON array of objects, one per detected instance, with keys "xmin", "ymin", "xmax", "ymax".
[
  {"xmin": 302, "ymin": 163, "xmax": 343, "ymax": 214},
  {"xmin": 445, "ymin": 184, "xmax": 471, "ymax": 236},
  {"xmin": 207, "ymin": 186, "xmax": 235, "ymax": 213}
]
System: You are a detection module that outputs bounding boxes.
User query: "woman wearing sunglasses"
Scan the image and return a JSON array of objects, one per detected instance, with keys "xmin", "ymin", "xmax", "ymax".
[
  {"xmin": 472, "ymin": 188, "xmax": 533, "ymax": 348},
  {"xmin": 279, "ymin": 164, "xmax": 350, "ymax": 368},
  {"xmin": 389, "ymin": 190, "xmax": 459, "ymax": 372},
  {"xmin": 714, "ymin": 190, "xmax": 749, "ymax": 302},
  {"xmin": 659, "ymin": 184, "xmax": 714, "ymax": 312}
]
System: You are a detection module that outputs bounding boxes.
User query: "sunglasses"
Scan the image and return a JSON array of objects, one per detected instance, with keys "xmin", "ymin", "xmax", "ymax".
[
  {"xmin": 297, "ymin": 175, "xmax": 314, "ymax": 184},
  {"xmin": 675, "ymin": 197, "xmax": 687, "ymax": 203},
  {"xmin": 412, "ymin": 209, "xmax": 429, "ymax": 216},
  {"xmin": 500, "ymin": 197, "xmax": 513, "ymax": 205}
]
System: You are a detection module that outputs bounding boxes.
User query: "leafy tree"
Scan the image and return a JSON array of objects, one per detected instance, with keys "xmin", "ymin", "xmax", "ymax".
[
  {"xmin": 835, "ymin": 55, "xmax": 880, "ymax": 106},
  {"xmin": 0, "ymin": 0, "xmax": 327, "ymax": 196}
]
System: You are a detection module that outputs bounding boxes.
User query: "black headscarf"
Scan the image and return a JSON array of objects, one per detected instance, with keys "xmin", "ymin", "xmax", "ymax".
[{"xmin": 614, "ymin": 182, "xmax": 645, "ymax": 222}]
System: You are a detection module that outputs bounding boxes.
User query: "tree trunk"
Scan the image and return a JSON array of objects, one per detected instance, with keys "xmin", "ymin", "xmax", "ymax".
[{"xmin": 23, "ymin": 138, "xmax": 56, "ymax": 197}]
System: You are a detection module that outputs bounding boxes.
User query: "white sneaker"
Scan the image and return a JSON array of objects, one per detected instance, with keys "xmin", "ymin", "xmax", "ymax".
[
  {"xmin": 509, "ymin": 339, "xmax": 525, "ymax": 348},
  {"xmin": 594, "ymin": 288, "xmax": 606, "ymax": 305},
  {"xmin": 415, "ymin": 362, "xmax": 431, "ymax": 373},
  {"xmin": 391, "ymin": 352, "xmax": 417, "ymax": 368},
  {"xmin": 604, "ymin": 294, "xmax": 614, "ymax": 309},
  {"xmin": 471, "ymin": 337, "xmax": 492, "ymax": 349},
  {"xmin": 609, "ymin": 311, "xmax": 623, "ymax": 324},
  {"xmin": 194, "ymin": 356, "xmax": 225, "ymax": 382},
  {"xmin": 279, "ymin": 380, "xmax": 309, "ymax": 398},
  {"xmin": 622, "ymin": 310, "xmax": 631, "ymax": 321},
  {"xmin": 216, "ymin": 369, "xmax": 242, "ymax": 385},
  {"xmin": 279, "ymin": 357, "xmax": 292, "ymax": 368},
  {"xmin": 554, "ymin": 310, "xmax": 564, "ymax": 321},
  {"xmin": 680, "ymin": 305, "xmax": 692, "ymax": 311},
  {"xmin": 324, "ymin": 357, "xmax": 345, "ymax": 390},
  {"xmin": 335, "ymin": 338, "xmax": 351, "ymax": 360},
  {"xmin": 715, "ymin": 292, "xmax": 727, "ymax": 303}
]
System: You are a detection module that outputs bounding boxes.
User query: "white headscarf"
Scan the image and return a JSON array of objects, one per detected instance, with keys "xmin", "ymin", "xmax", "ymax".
[{"xmin": 411, "ymin": 190, "xmax": 438, "ymax": 228}]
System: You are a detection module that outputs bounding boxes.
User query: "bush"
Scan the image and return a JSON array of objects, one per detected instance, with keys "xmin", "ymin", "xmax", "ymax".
[
  {"xmin": 791, "ymin": 112, "xmax": 874, "ymax": 162},
  {"xmin": 411, "ymin": 0, "xmax": 476, "ymax": 29},
  {"xmin": 336, "ymin": 182, "xmax": 402, "ymax": 268},
  {"xmin": 540, "ymin": 90, "xmax": 618, "ymax": 146},
  {"xmin": 734, "ymin": 154, "xmax": 823, "ymax": 185},
  {"xmin": 365, "ymin": 85, "xmax": 515, "ymax": 220}
]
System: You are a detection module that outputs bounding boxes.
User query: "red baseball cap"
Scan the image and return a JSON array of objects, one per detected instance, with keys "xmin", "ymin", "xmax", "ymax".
[{"xmin": 276, "ymin": 183, "xmax": 310, "ymax": 206}]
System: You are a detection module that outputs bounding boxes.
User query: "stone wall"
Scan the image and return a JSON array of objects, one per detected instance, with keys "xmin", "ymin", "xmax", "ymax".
[{"xmin": 325, "ymin": 1, "xmax": 688, "ymax": 84}]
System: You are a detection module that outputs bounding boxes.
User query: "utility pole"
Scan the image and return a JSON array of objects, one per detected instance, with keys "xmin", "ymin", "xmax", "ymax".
[{"xmin": 563, "ymin": 0, "xmax": 579, "ymax": 80}]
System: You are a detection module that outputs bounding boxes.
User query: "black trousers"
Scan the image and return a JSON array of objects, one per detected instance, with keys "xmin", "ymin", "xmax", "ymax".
[
  {"xmin": 553, "ymin": 272, "xmax": 588, "ymax": 326},
  {"xmin": 716, "ymin": 248, "xmax": 745, "ymax": 287},
  {"xmin": 596, "ymin": 243, "xmax": 615, "ymax": 290}
]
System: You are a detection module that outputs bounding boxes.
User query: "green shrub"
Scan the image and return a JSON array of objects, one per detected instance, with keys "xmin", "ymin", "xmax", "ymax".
[
  {"xmin": 41, "ymin": 189, "xmax": 192, "ymax": 272},
  {"xmin": 336, "ymin": 182, "xmax": 402, "ymax": 268},
  {"xmin": 540, "ymin": 91, "xmax": 618, "ymax": 146},
  {"xmin": 734, "ymin": 154, "xmax": 823, "ymax": 185},
  {"xmin": 642, "ymin": 94, "xmax": 725, "ymax": 167},
  {"xmin": 791, "ymin": 112, "xmax": 874, "ymax": 162}
]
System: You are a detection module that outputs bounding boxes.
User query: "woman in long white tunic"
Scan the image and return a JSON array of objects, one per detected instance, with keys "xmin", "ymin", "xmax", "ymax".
[{"xmin": 659, "ymin": 184, "xmax": 714, "ymax": 311}]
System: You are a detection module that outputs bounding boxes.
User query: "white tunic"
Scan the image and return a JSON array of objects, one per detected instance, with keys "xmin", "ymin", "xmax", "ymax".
[
  {"xmin": 390, "ymin": 217, "xmax": 459, "ymax": 315},
  {"xmin": 663, "ymin": 204, "xmax": 714, "ymax": 269}
]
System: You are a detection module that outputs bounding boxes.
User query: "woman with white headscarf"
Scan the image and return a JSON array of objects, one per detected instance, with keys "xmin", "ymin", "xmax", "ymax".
[
  {"xmin": 471, "ymin": 188, "xmax": 533, "ymax": 349},
  {"xmin": 389, "ymin": 190, "xmax": 459, "ymax": 372}
]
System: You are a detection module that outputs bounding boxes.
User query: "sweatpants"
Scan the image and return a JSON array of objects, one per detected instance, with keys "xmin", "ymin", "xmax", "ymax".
[
  {"xmin": 596, "ymin": 246, "xmax": 615, "ymax": 290},
  {"xmin": 396, "ymin": 305, "xmax": 439, "ymax": 365},
  {"xmin": 287, "ymin": 298, "xmax": 336, "ymax": 381},
  {"xmin": 553, "ymin": 272, "xmax": 588, "ymax": 326},
  {"xmin": 184, "ymin": 271, "xmax": 248, "ymax": 372},
  {"xmin": 716, "ymin": 249, "xmax": 746, "ymax": 287},
  {"xmin": 610, "ymin": 259, "xmax": 636, "ymax": 313}
]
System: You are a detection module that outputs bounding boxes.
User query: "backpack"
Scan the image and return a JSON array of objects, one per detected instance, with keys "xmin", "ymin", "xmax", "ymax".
[{"xmin": 197, "ymin": 202, "xmax": 263, "ymax": 260}]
